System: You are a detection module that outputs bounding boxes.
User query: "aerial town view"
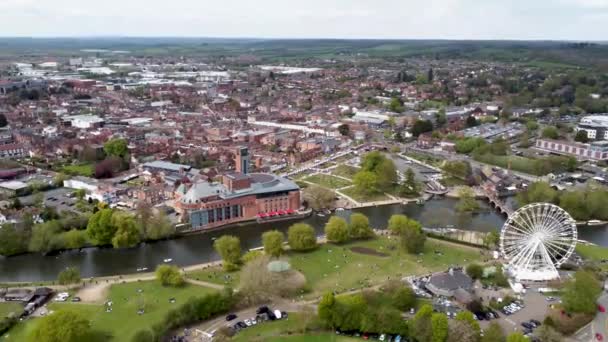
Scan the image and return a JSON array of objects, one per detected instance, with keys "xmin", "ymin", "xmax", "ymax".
[{"xmin": 1, "ymin": 1, "xmax": 608, "ymax": 342}]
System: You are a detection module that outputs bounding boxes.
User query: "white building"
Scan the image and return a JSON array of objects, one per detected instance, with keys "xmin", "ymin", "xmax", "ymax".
[{"xmin": 63, "ymin": 114, "xmax": 105, "ymax": 129}]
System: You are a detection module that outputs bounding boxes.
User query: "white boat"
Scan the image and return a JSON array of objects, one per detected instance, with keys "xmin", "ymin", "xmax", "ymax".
[
  {"xmin": 163, "ymin": 258, "xmax": 173, "ymax": 263},
  {"xmin": 587, "ymin": 220, "xmax": 604, "ymax": 226}
]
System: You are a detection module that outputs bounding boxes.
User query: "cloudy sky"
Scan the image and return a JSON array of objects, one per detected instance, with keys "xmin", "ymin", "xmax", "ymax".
[{"xmin": 0, "ymin": 0, "xmax": 607, "ymax": 40}]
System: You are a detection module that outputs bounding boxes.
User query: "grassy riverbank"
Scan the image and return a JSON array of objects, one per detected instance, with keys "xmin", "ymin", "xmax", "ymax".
[
  {"xmin": 4, "ymin": 281, "xmax": 218, "ymax": 342},
  {"xmin": 187, "ymin": 236, "xmax": 483, "ymax": 299}
]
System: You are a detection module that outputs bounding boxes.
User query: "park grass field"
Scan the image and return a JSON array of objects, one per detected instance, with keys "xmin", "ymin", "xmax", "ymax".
[
  {"xmin": 340, "ymin": 187, "xmax": 390, "ymax": 203},
  {"xmin": 331, "ymin": 165, "xmax": 359, "ymax": 179},
  {"xmin": 186, "ymin": 236, "xmax": 481, "ymax": 300},
  {"xmin": 0, "ymin": 302, "xmax": 23, "ymax": 318},
  {"xmin": 290, "ymin": 237, "xmax": 481, "ymax": 298},
  {"xmin": 575, "ymin": 244, "xmax": 608, "ymax": 261},
  {"xmin": 60, "ymin": 163, "xmax": 95, "ymax": 177},
  {"xmin": 303, "ymin": 174, "xmax": 352, "ymax": 189},
  {"xmin": 232, "ymin": 312, "xmax": 359, "ymax": 342},
  {"xmin": 187, "ymin": 266, "xmax": 240, "ymax": 287},
  {"xmin": 4, "ymin": 281, "xmax": 218, "ymax": 342},
  {"xmin": 575, "ymin": 244, "xmax": 608, "ymax": 270}
]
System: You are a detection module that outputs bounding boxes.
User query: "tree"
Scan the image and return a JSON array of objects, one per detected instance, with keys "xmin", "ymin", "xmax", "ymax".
[
  {"xmin": 325, "ymin": 217, "xmax": 349, "ymax": 243},
  {"xmin": 32, "ymin": 191, "xmax": 45, "ymax": 209},
  {"xmin": 542, "ymin": 126, "xmax": 559, "ymax": 139},
  {"xmin": 535, "ymin": 325, "xmax": 563, "ymax": 342},
  {"xmin": 110, "ymin": 212, "xmax": 140, "ymax": 248},
  {"xmin": 483, "ymin": 231, "xmax": 500, "ymax": 249},
  {"xmin": 401, "ymin": 221, "xmax": 426, "ymax": 254},
  {"xmin": 287, "ymin": 223, "xmax": 317, "ymax": 251},
  {"xmin": 400, "ymin": 168, "xmax": 420, "ymax": 197},
  {"xmin": 103, "ymin": 138, "xmax": 129, "ymax": 158},
  {"xmin": 376, "ymin": 158, "xmax": 398, "ymax": 191},
  {"xmin": 144, "ymin": 211, "xmax": 175, "ymax": 240},
  {"xmin": 389, "ymin": 97, "xmax": 405, "ymax": 113},
  {"xmin": 574, "ymin": 130, "xmax": 589, "ymax": 143},
  {"xmin": 353, "ymin": 171, "xmax": 379, "ymax": 195},
  {"xmin": 58, "ymin": 267, "xmax": 81, "ymax": 285},
  {"xmin": 516, "ymin": 182, "xmax": 558, "ymax": 206},
  {"xmin": 28, "ymin": 311, "xmax": 93, "ymax": 342},
  {"xmin": 482, "ymin": 322, "xmax": 505, "ymax": 342},
  {"xmin": 348, "ymin": 213, "xmax": 374, "ymax": 239},
  {"xmin": 393, "ymin": 286, "xmax": 416, "ymax": 311},
  {"xmin": 447, "ymin": 320, "xmax": 478, "ymax": 342},
  {"xmin": 318, "ymin": 292, "xmax": 337, "ymax": 328},
  {"xmin": 155, "ymin": 264, "xmax": 184, "ymax": 287},
  {"xmin": 11, "ymin": 197, "xmax": 22, "ymax": 210},
  {"xmin": 562, "ymin": 270, "xmax": 602, "ymax": 314},
  {"xmin": 303, "ymin": 186, "xmax": 336, "ymax": 210},
  {"xmin": 86, "ymin": 209, "xmax": 116, "ymax": 245},
  {"xmin": 0, "ymin": 114, "xmax": 7, "ymax": 127},
  {"xmin": 431, "ymin": 313, "xmax": 449, "ymax": 342},
  {"xmin": 338, "ymin": 124, "xmax": 350, "ymax": 136},
  {"xmin": 466, "ymin": 115, "xmax": 478, "ymax": 128},
  {"xmin": 412, "ymin": 304, "xmax": 433, "ymax": 342},
  {"xmin": 456, "ymin": 187, "xmax": 480, "ymax": 213},
  {"xmin": 466, "ymin": 263, "xmax": 484, "ymax": 279},
  {"xmin": 436, "ymin": 108, "xmax": 447, "ymax": 127},
  {"xmin": 214, "ymin": 235, "xmax": 242, "ymax": 271},
  {"xmin": 29, "ymin": 221, "xmax": 62, "ymax": 253},
  {"xmin": 0, "ymin": 224, "xmax": 29, "ymax": 256},
  {"xmin": 455, "ymin": 311, "xmax": 480, "ymax": 339},
  {"xmin": 411, "ymin": 119, "xmax": 434, "ymax": 137},
  {"xmin": 506, "ymin": 333, "xmax": 528, "ymax": 342},
  {"xmin": 262, "ymin": 230, "xmax": 284, "ymax": 257}
]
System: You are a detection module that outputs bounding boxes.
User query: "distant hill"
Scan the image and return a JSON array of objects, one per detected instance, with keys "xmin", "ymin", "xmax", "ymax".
[{"xmin": 0, "ymin": 38, "xmax": 606, "ymax": 70}]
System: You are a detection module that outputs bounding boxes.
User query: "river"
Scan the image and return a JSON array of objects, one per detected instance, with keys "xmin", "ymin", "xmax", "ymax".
[{"xmin": 0, "ymin": 197, "xmax": 606, "ymax": 282}]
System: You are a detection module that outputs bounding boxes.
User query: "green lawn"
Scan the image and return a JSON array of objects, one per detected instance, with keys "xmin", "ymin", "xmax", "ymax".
[
  {"xmin": 289, "ymin": 237, "xmax": 481, "ymax": 298},
  {"xmin": 576, "ymin": 244, "xmax": 608, "ymax": 261},
  {"xmin": 232, "ymin": 312, "xmax": 358, "ymax": 342},
  {"xmin": 187, "ymin": 266, "xmax": 240, "ymax": 287},
  {"xmin": 0, "ymin": 302, "xmax": 23, "ymax": 318},
  {"xmin": 303, "ymin": 174, "xmax": 352, "ymax": 189},
  {"xmin": 194, "ymin": 237, "xmax": 481, "ymax": 300},
  {"xmin": 340, "ymin": 187, "xmax": 390, "ymax": 203},
  {"xmin": 60, "ymin": 163, "xmax": 94, "ymax": 177},
  {"xmin": 4, "ymin": 281, "xmax": 218, "ymax": 342},
  {"xmin": 331, "ymin": 165, "xmax": 359, "ymax": 179}
]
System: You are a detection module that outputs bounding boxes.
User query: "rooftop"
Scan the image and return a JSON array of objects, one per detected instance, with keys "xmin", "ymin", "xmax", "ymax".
[
  {"xmin": 142, "ymin": 160, "xmax": 192, "ymax": 173},
  {"xmin": 179, "ymin": 172, "xmax": 299, "ymax": 204}
]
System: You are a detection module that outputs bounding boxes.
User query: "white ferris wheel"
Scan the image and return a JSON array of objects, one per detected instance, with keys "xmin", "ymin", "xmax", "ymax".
[{"xmin": 500, "ymin": 203, "xmax": 577, "ymax": 282}]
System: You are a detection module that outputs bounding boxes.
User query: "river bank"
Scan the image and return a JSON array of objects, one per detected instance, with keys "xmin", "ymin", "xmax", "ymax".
[{"xmin": 0, "ymin": 197, "xmax": 606, "ymax": 283}]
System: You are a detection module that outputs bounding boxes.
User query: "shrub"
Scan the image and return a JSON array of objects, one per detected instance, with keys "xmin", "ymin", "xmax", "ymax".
[
  {"xmin": 57, "ymin": 267, "xmax": 81, "ymax": 285},
  {"xmin": 288, "ymin": 223, "xmax": 317, "ymax": 251},
  {"xmin": 155, "ymin": 265, "xmax": 184, "ymax": 287}
]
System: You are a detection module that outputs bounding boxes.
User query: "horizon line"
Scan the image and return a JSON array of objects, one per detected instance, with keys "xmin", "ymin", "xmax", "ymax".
[{"xmin": 0, "ymin": 36, "xmax": 606, "ymax": 43}]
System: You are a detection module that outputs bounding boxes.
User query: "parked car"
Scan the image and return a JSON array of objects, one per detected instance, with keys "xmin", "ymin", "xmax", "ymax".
[
  {"xmin": 71, "ymin": 297, "xmax": 81, "ymax": 302},
  {"xmin": 225, "ymin": 313, "xmax": 237, "ymax": 321},
  {"xmin": 244, "ymin": 319, "xmax": 252, "ymax": 327},
  {"xmin": 274, "ymin": 310, "xmax": 283, "ymax": 319},
  {"xmin": 599, "ymin": 305, "xmax": 606, "ymax": 313}
]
